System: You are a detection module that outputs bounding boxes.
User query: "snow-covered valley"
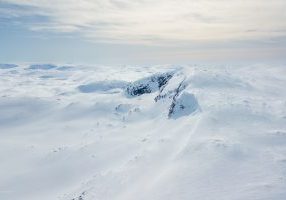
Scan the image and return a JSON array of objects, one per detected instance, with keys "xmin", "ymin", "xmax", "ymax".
[{"xmin": 0, "ymin": 64, "xmax": 286, "ymax": 200}]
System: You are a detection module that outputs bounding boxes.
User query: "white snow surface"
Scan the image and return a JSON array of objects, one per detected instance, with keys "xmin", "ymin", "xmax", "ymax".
[{"xmin": 0, "ymin": 64, "xmax": 286, "ymax": 200}]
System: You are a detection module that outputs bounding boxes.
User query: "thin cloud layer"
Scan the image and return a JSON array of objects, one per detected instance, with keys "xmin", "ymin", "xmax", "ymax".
[{"xmin": 1, "ymin": 0, "xmax": 286, "ymax": 45}]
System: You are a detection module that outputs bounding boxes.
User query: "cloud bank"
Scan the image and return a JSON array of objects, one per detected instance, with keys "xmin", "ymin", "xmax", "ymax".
[{"xmin": 1, "ymin": 0, "xmax": 286, "ymax": 45}]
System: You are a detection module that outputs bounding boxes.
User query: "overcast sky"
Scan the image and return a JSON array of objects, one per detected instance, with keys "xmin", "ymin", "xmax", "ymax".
[{"xmin": 1, "ymin": 0, "xmax": 286, "ymax": 64}]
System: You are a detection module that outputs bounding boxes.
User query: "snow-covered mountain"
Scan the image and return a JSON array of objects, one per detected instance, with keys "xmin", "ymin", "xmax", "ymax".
[{"xmin": 0, "ymin": 64, "xmax": 286, "ymax": 200}]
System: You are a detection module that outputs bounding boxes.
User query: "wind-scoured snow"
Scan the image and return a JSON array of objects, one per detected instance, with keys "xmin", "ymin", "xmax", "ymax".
[{"xmin": 0, "ymin": 64, "xmax": 286, "ymax": 200}]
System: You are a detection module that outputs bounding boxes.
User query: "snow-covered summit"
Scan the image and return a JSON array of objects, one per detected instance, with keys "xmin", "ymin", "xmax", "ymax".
[{"xmin": 0, "ymin": 64, "xmax": 286, "ymax": 200}]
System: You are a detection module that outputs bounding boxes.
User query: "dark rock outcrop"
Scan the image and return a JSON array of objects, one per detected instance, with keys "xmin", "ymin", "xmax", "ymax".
[{"xmin": 125, "ymin": 71, "xmax": 174, "ymax": 97}]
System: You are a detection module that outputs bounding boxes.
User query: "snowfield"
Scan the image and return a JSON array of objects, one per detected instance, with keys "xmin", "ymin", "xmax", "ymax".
[{"xmin": 0, "ymin": 64, "xmax": 286, "ymax": 200}]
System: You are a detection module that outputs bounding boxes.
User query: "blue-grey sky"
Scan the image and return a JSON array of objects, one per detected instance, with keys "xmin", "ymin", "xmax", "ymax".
[{"xmin": 1, "ymin": 0, "xmax": 286, "ymax": 64}]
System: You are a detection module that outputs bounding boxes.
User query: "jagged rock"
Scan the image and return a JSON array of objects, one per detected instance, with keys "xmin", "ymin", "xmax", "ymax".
[
  {"xmin": 155, "ymin": 71, "xmax": 187, "ymax": 102},
  {"xmin": 148, "ymin": 70, "xmax": 199, "ymax": 119},
  {"xmin": 125, "ymin": 71, "xmax": 175, "ymax": 97},
  {"xmin": 168, "ymin": 92, "xmax": 200, "ymax": 119}
]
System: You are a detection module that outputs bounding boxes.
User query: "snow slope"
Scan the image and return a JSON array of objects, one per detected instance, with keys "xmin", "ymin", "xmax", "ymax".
[{"xmin": 0, "ymin": 64, "xmax": 286, "ymax": 200}]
